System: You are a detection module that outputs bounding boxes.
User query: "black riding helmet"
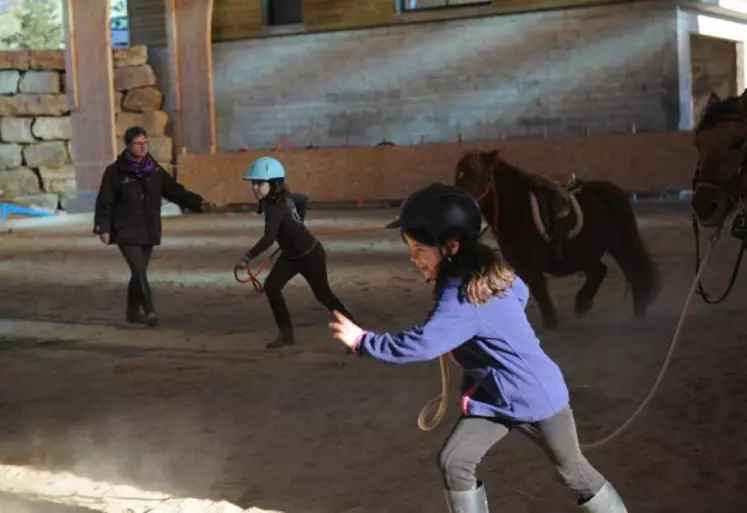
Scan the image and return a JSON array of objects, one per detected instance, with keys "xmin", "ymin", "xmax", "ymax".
[{"xmin": 398, "ymin": 182, "xmax": 483, "ymax": 247}]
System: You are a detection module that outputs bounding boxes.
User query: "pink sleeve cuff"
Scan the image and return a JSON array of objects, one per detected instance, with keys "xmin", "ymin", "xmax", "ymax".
[{"xmin": 351, "ymin": 331, "xmax": 367, "ymax": 354}]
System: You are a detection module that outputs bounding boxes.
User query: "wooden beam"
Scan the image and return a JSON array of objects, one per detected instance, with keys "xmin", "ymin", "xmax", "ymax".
[
  {"xmin": 303, "ymin": 0, "xmax": 396, "ymax": 31},
  {"xmin": 62, "ymin": 0, "xmax": 117, "ymax": 196},
  {"xmin": 165, "ymin": 0, "xmax": 216, "ymax": 156},
  {"xmin": 491, "ymin": 0, "xmax": 629, "ymax": 13}
]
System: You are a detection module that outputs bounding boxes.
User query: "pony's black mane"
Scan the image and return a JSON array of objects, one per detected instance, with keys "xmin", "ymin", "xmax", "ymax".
[
  {"xmin": 696, "ymin": 96, "xmax": 743, "ymax": 131},
  {"xmin": 486, "ymin": 152, "xmax": 535, "ymax": 188}
]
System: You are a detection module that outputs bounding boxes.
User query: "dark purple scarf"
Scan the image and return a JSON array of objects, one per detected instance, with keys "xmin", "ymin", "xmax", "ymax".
[{"xmin": 121, "ymin": 149, "xmax": 158, "ymax": 180}]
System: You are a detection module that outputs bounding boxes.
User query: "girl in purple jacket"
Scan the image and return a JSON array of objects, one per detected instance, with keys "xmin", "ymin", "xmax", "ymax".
[{"xmin": 329, "ymin": 183, "xmax": 627, "ymax": 513}]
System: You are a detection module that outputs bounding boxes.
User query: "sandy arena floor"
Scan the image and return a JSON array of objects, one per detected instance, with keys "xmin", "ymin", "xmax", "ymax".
[{"xmin": 0, "ymin": 203, "xmax": 745, "ymax": 513}]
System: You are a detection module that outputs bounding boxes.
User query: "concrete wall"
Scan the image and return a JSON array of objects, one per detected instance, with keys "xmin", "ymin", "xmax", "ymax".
[
  {"xmin": 679, "ymin": 3, "xmax": 747, "ymax": 102},
  {"xmin": 155, "ymin": 1, "xmax": 673, "ymax": 152},
  {"xmin": 690, "ymin": 34, "xmax": 739, "ymax": 124},
  {"xmin": 176, "ymin": 131, "xmax": 697, "ymax": 206}
]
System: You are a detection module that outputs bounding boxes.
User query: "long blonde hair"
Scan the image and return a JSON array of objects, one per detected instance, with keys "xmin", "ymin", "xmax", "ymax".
[
  {"xmin": 459, "ymin": 243, "xmax": 515, "ymax": 304},
  {"xmin": 441, "ymin": 242, "xmax": 514, "ymax": 305}
]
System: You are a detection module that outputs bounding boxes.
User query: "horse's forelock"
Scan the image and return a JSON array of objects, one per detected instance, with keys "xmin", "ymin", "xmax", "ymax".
[
  {"xmin": 488, "ymin": 149, "xmax": 503, "ymax": 169},
  {"xmin": 459, "ymin": 150, "xmax": 497, "ymax": 180},
  {"xmin": 455, "ymin": 150, "xmax": 479, "ymax": 177},
  {"xmin": 696, "ymin": 95, "xmax": 743, "ymax": 132}
]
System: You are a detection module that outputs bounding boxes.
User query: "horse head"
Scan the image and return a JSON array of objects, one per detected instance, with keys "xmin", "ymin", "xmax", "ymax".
[
  {"xmin": 691, "ymin": 89, "xmax": 747, "ymax": 227},
  {"xmin": 454, "ymin": 149, "xmax": 502, "ymax": 201}
]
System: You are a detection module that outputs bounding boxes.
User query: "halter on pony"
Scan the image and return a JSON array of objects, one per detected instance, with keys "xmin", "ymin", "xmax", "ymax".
[
  {"xmin": 460, "ymin": 151, "xmax": 501, "ymax": 237},
  {"xmin": 692, "ymin": 105, "xmax": 747, "ymax": 304}
]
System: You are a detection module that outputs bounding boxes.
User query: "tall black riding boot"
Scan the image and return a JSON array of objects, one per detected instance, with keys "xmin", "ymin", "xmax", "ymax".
[
  {"xmin": 135, "ymin": 275, "xmax": 159, "ymax": 327},
  {"xmin": 444, "ymin": 483, "xmax": 489, "ymax": 513}
]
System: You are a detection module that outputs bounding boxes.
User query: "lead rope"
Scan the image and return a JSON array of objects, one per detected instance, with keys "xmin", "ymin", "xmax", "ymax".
[
  {"xmin": 234, "ymin": 226, "xmax": 389, "ymax": 291},
  {"xmin": 417, "ymin": 355, "xmax": 453, "ymax": 431},
  {"xmin": 417, "ymin": 230, "xmax": 721, "ymax": 448}
]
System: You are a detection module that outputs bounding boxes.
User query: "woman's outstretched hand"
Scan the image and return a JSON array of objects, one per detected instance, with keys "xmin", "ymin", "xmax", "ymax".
[{"xmin": 329, "ymin": 310, "xmax": 364, "ymax": 349}]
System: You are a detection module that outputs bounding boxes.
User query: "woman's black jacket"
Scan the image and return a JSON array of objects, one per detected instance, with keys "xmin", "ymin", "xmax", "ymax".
[{"xmin": 93, "ymin": 155, "xmax": 204, "ymax": 246}]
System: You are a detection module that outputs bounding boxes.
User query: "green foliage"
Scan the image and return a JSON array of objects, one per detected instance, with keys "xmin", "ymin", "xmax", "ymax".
[
  {"xmin": 111, "ymin": 0, "xmax": 127, "ymax": 17},
  {"xmin": 1, "ymin": 0, "xmax": 63, "ymax": 50}
]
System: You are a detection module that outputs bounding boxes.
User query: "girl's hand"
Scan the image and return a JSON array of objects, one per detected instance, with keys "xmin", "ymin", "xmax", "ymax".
[
  {"xmin": 329, "ymin": 310, "xmax": 364, "ymax": 349},
  {"xmin": 235, "ymin": 255, "xmax": 251, "ymax": 269}
]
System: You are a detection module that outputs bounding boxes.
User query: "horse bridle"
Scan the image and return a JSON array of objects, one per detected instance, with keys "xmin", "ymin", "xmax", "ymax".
[
  {"xmin": 467, "ymin": 154, "xmax": 500, "ymax": 239},
  {"xmin": 692, "ymin": 115, "xmax": 747, "ymax": 304},
  {"xmin": 692, "ymin": 114, "xmax": 747, "ymax": 203}
]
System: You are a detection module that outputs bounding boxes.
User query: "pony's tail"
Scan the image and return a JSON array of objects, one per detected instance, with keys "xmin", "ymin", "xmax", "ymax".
[{"xmin": 595, "ymin": 182, "xmax": 661, "ymax": 317}]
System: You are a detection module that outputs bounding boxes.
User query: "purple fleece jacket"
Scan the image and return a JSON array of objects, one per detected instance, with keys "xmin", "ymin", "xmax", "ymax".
[{"xmin": 353, "ymin": 276, "xmax": 569, "ymax": 422}]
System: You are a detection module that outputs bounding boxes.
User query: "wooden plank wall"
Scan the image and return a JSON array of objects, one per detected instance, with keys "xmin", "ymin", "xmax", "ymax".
[
  {"xmin": 176, "ymin": 131, "xmax": 697, "ymax": 206},
  {"xmin": 491, "ymin": 0, "xmax": 627, "ymax": 14},
  {"xmin": 127, "ymin": 0, "xmax": 636, "ymax": 46}
]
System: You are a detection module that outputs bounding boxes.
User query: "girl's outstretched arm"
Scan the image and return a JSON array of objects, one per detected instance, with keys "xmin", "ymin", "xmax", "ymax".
[{"xmin": 348, "ymin": 285, "xmax": 479, "ymax": 364}]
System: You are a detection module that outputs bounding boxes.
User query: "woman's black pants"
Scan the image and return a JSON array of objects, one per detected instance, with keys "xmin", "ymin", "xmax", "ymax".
[{"xmin": 118, "ymin": 244, "xmax": 156, "ymax": 315}]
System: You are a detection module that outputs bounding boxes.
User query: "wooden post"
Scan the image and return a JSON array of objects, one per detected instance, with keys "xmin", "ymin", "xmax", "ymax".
[
  {"xmin": 62, "ymin": 0, "xmax": 117, "ymax": 210},
  {"xmin": 165, "ymin": 0, "xmax": 216, "ymax": 156}
]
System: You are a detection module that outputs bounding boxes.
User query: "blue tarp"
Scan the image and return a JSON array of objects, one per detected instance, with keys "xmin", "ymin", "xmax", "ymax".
[{"xmin": 0, "ymin": 201, "xmax": 56, "ymax": 224}]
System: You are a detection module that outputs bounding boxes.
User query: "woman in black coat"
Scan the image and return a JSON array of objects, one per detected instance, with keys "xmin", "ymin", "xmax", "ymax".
[{"xmin": 93, "ymin": 126, "xmax": 211, "ymax": 327}]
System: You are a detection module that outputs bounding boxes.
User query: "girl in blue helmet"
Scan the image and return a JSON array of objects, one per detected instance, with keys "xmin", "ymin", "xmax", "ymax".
[
  {"xmin": 328, "ymin": 183, "xmax": 628, "ymax": 513},
  {"xmin": 237, "ymin": 156, "xmax": 356, "ymax": 349}
]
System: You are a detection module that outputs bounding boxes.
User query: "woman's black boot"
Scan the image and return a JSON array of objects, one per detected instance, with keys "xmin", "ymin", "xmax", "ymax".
[
  {"xmin": 136, "ymin": 276, "xmax": 159, "ymax": 327},
  {"xmin": 266, "ymin": 330, "xmax": 294, "ymax": 349}
]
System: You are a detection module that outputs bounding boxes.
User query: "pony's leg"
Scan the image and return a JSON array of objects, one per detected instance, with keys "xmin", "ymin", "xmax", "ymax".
[
  {"xmin": 526, "ymin": 274, "xmax": 559, "ymax": 330},
  {"xmin": 607, "ymin": 243, "xmax": 660, "ymax": 319},
  {"xmin": 575, "ymin": 260, "xmax": 608, "ymax": 318}
]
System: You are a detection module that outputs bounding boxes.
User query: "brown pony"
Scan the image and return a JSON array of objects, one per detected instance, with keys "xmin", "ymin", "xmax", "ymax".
[
  {"xmin": 691, "ymin": 89, "xmax": 747, "ymax": 228},
  {"xmin": 454, "ymin": 149, "xmax": 660, "ymax": 330}
]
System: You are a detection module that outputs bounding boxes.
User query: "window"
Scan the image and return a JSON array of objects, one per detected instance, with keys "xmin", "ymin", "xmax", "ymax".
[
  {"xmin": 266, "ymin": 0, "xmax": 302, "ymax": 25},
  {"xmin": 110, "ymin": 16, "xmax": 128, "ymax": 31},
  {"xmin": 110, "ymin": 15, "xmax": 129, "ymax": 49},
  {"xmin": 402, "ymin": 0, "xmax": 490, "ymax": 11}
]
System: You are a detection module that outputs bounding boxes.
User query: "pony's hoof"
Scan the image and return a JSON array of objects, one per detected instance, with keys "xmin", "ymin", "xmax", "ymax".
[
  {"xmin": 633, "ymin": 304, "xmax": 648, "ymax": 319},
  {"xmin": 575, "ymin": 298, "xmax": 593, "ymax": 318},
  {"xmin": 633, "ymin": 291, "xmax": 658, "ymax": 318},
  {"xmin": 541, "ymin": 314, "xmax": 559, "ymax": 331}
]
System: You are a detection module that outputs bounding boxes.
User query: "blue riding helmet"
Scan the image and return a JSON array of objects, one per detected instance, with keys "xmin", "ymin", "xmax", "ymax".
[{"xmin": 244, "ymin": 156, "xmax": 286, "ymax": 181}]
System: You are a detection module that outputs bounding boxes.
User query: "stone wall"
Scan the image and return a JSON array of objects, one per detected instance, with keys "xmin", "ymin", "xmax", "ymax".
[
  {"xmin": 0, "ymin": 45, "xmax": 172, "ymax": 210},
  {"xmin": 0, "ymin": 50, "xmax": 68, "ymax": 209},
  {"xmin": 112, "ymin": 46, "xmax": 172, "ymax": 175}
]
